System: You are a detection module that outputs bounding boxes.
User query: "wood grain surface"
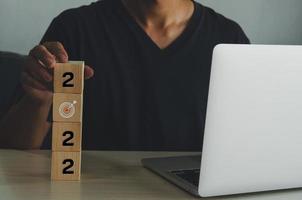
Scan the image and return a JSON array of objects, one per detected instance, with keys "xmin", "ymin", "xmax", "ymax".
[{"xmin": 1, "ymin": 150, "xmax": 302, "ymax": 200}]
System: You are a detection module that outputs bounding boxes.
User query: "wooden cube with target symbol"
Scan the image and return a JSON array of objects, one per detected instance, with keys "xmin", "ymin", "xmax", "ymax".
[{"xmin": 52, "ymin": 93, "xmax": 83, "ymax": 123}]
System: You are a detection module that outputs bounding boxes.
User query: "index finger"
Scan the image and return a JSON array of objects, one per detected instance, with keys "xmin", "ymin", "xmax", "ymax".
[{"xmin": 43, "ymin": 41, "xmax": 68, "ymax": 63}]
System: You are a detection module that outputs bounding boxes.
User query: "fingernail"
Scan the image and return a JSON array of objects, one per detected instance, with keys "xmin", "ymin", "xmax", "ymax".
[
  {"xmin": 63, "ymin": 56, "xmax": 69, "ymax": 62},
  {"xmin": 48, "ymin": 58, "xmax": 56, "ymax": 68},
  {"xmin": 59, "ymin": 55, "xmax": 68, "ymax": 62}
]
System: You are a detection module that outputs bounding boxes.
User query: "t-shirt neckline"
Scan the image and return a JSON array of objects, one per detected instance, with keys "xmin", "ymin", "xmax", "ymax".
[{"xmin": 114, "ymin": 0, "xmax": 203, "ymax": 57}]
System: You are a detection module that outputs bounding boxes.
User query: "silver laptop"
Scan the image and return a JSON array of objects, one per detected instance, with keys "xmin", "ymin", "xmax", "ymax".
[{"xmin": 142, "ymin": 44, "xmax": 302, "ymax": 197}]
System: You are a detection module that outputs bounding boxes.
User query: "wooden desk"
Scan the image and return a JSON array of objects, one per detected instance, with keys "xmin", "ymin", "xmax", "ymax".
[{"xmin": 1, "ymin": 150, "xmax": 302, "ymax": 200}]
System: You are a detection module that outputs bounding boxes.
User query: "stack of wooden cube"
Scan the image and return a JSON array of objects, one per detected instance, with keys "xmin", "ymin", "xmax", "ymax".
[{"xmin": 51, "ymin": 61, "xmax": 84, "ymax": 181}]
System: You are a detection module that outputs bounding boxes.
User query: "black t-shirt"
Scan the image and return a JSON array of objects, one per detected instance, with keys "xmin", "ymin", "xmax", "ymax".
[{"xmin": 40, "ymin": 0, "xmax": 250, "ymax": 151}]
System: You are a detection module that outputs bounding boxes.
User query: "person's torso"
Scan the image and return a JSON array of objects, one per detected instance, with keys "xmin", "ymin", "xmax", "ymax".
[{"xmin": 42, "ymin": 0, "xmax": 249, "ymax": 150}]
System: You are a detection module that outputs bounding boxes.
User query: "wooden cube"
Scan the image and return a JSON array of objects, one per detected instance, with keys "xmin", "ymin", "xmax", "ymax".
[
  {"xmin": 51, "ymin": 152, "xmax": 81, "ymax": 181},
  {"xmin": 54, "ymin": 61, "xmax": 84, "ymax": 94},
  {"xmin": 52, "ymin": 122, "xmax": 82, "ymax": 152},
  {"xmin": 53, "ymin": 93, "xmax": 83, "ymax": 122}
]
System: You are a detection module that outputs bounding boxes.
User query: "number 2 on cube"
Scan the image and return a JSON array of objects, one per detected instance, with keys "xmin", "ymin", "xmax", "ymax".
[
  {"xmin": 62, "ymin": 131, "xmax": 74, "ymax": 146},
  {"xmin": 63, "ymin": 72, "xmax": 74, "ymax": 87},
  {"xmin": 62, "ymin": 159, "xmax": 74, "ymax": 174}
]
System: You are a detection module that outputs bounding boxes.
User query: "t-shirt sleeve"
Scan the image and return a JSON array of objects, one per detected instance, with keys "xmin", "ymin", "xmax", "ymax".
[
  {"xmin": 213, "ymin": 12, "xmax": 251, "ymax": 45},
  {"xmin": 40, "ymin": 12, "xmax": 76, "ymax": 55},
  {"xmin": 234, "ymin": 24, "xmax": 250, "ymax": 44}
]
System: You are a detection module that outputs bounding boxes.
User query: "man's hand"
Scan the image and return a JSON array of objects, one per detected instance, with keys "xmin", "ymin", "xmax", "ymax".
[
  {"xmin": 21, "ymin": 41, "xmax": 94, "ymax": 104},
  {"xmin": 0, "ymin": 41, "xmax": 95, "ymax": 149}
]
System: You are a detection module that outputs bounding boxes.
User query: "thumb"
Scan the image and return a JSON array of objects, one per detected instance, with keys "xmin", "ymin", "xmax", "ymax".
[{"xmin": 84, "ymin": 65, "xmax": 94, "ymax": 80}]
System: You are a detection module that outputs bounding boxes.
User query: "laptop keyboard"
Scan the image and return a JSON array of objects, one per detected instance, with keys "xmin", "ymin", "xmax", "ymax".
[{"xmin": 170, "ymin": 169, "xmax": 200, "ymax": 187}]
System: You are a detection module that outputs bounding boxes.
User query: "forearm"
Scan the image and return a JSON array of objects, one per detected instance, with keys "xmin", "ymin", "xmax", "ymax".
[{"xmin": 0, "ymin": 95, "xmax": 52, "ymax": 149}]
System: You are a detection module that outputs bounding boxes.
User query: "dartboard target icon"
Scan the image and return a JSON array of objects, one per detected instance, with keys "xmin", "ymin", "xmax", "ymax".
[{"xmin": 59, "ymin": 101, "xmax": 77, "ymax": 119}]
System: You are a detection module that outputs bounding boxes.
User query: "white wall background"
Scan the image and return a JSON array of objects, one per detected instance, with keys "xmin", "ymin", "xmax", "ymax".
[{"xmin": 1, "ymin": 0, "xmax": 302, "ymax": 54}]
